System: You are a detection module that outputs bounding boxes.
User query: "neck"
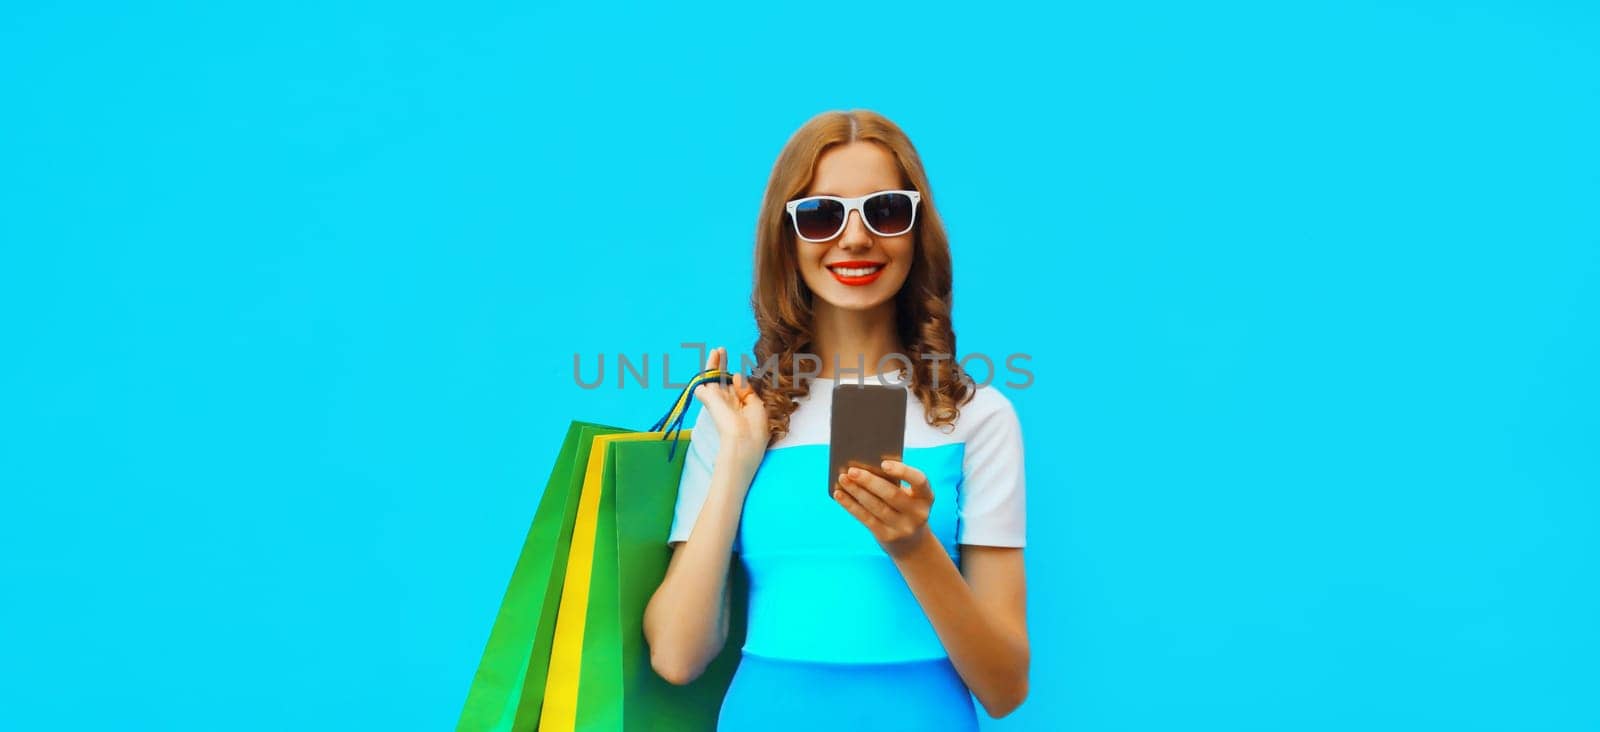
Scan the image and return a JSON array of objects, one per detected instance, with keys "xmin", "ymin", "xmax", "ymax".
[{"xmin": 810, "ymin": 298, "xmax": 905, "ymax": 378}]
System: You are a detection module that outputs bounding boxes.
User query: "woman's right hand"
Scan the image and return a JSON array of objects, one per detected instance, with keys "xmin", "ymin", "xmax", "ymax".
[{"xmin": 693, "ymin": 346, "xmax": 769, "ymax": 477}]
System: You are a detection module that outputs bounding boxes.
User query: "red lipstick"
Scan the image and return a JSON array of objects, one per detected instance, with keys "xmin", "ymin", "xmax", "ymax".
[{"xmin": 826, "ymin": 260, "xmax": 887, "ymax": 287}]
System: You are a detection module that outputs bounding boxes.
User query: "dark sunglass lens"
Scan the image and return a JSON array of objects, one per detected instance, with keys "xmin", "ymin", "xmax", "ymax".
[
  {"xmin": 793, "ymin": 199, "xmax": 846, "ymax": 240},
  {"xmin": 863, "ymin": 192, "xmax": 914, "ymax": 235}
]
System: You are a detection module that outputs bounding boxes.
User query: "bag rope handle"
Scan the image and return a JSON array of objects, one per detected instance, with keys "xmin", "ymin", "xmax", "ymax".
[{"xmin": 649, "ymin": 368, "xmax": 733, "ymax": 460}]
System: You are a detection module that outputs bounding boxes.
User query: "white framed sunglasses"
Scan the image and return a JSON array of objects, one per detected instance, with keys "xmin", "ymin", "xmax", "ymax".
[{"xmin": 784, "ymin": 189, "xmax": 922, "ymax": 242}]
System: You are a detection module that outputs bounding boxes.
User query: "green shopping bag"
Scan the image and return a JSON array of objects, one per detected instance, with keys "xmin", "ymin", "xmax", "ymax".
[
  {"xmin": 455, "ymin": 421, "xmax": 629, "ymax": 732},
  {"xmin": 614, "ymin": 439, "xmax": 747, "ymax": 730},
  {"xmin": 458, "ymin": 368, "xmax": 741, "ymax": 731},
  {"xmin": 537, "ymin": 435, "xmax": 748, "ymax": 731}
]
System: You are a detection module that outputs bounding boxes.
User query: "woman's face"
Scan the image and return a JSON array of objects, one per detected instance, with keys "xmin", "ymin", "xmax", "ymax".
[{"xmin": 794, "ymin": 141, "xmax": 915, "ymax": 312}]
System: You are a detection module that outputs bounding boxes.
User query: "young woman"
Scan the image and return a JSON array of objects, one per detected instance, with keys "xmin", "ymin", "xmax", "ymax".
[{"xmin": 643, "ymin": 110, "xmax": 1029, "ymax": 730}]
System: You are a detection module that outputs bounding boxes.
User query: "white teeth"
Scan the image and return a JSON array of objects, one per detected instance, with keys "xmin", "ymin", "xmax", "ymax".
[{"xmin": 831, "ymin": 265, "xmax": 883, "ymax": 277}]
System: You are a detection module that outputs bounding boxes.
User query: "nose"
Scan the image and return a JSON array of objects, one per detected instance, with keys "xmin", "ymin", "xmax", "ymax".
[{"xmin": 836, "ymin": 210, "xmax": 872, "ymax": 252}]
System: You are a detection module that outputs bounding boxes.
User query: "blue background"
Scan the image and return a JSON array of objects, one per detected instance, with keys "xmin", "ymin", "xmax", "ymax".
[{"xmin": 2, "ymin": 2, "xmax": 1596, "ymax": 730}]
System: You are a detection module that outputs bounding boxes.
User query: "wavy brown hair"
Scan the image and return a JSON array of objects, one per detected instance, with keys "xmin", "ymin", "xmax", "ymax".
[{"xmin": 750, "ymin": 109, "xmax": 974, "ymax": 443}]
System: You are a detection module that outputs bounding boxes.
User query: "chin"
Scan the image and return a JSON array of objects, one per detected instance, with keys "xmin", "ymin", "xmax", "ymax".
[
  {"xmin": 818, "ymin": 283, "xmax": 902, "ymax": 311},
  {"xmin": 827, "ymin": 293, "xmax": 893, "ymax": 311}
]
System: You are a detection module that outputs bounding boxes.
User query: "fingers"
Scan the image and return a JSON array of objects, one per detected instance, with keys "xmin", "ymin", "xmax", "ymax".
[
  {"xmin": 880, "ymin": 460, "xmax": 932, "ymax": 501},
  {"xmin": 704, "ymin": 347, "xmax": 737, "ymax": 387},
  {"xmin": 700, "ymin": 347, "xmax": 749, "ymax": 402},
  {"xmin": 693, "ymin": 347, "xmax": 731, "ymax": 412},
  {"xmin": 732, "ymin": 371, "xmax": 757, "ymax": 404},
  {"xmin": 835, "ymin": 464, "xmax": 936, "ymax": 551},
  {"xmin": 832, "ymin": 485, "xmax": 885, "ymax": 531},
  {"xmin": 692, "ymin": 345, "xmax": 765, "ymax": 421},
  {"xmin": 838, "ymin": 470, "xmax": 899, "ymax": 523},
  {"xmin": 845, "ymin": 466, "xmax": 910, "ymax": 503},
  {"xmin": 699, "ymin": 347, "xmax": 728, "ymax": 392},
  {"xmin": 693, "ymin": 347, "xmax": 754, "ymax": 421},
  {"xmin": 692, "ymin": 382, "xmax": 732, "ymax": 421}
]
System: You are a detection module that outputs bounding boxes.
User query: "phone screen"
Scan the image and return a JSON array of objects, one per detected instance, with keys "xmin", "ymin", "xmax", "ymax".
[{"xmin": 828, "ymin": 383, "xmax": 908, "ymax": 496}]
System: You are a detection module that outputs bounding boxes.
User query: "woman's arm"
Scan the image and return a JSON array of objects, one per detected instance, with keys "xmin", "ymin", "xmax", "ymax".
[
  {"xmin": 643, "ymin": 347, "xmax": 768, "ymax": 685},
  {"xmin": 834, "ymin": 462, "xmax": 1029, "ymax": 718},
  {"xmin": 892, "ymin": 538, "xmax": 1029, "ymax": 718},
  {"xmin": 643, "ymin": 456, "xmax": 757, "ymax": 685}
]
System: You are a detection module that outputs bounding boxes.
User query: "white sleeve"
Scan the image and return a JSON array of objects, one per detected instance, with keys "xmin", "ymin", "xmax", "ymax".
[
  {"xmin": 667, "ymin": 404, "xmax": 720, "ymax": 545},
  {"xmin": 957, "ymin": 390, "xmax": 1027, "ymax": 547}
]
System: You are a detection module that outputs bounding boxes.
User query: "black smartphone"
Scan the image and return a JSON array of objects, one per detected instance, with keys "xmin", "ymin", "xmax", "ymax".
[{"xmin": 828, "ymin": 383, "xmax": 908, "ymax": 496}]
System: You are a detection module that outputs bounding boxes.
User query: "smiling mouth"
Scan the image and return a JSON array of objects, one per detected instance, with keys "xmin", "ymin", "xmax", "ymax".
[{"xmin": 826, "ymin": 261, "xmax": 886, "ymax": 286}]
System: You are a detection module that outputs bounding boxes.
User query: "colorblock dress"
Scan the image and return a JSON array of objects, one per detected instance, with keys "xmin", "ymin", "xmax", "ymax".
[{"xmin": 667, "ymin": 371, "xmax": 1027, "ymax": 731}]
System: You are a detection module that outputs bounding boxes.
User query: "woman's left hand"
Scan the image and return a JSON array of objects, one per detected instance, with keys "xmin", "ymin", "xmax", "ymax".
[{"xmin": 834, "ymin": 460, "xmax": 935, "ymax": 559}]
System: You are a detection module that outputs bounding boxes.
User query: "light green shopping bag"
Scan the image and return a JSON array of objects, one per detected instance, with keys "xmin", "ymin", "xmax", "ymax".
[
  {"xmin": 459, "ymin": 368, "xmax": 740, "ymax": 731},
  {"xmin": 537, "ymin": 434, "xmax": 748, "ymax": 731}
]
